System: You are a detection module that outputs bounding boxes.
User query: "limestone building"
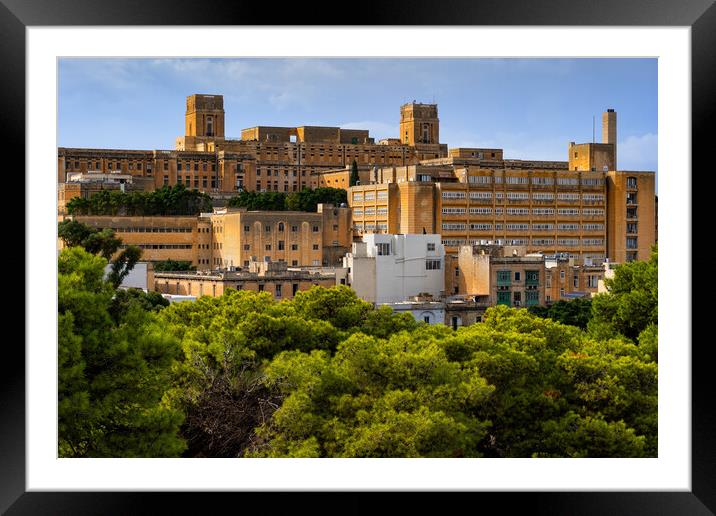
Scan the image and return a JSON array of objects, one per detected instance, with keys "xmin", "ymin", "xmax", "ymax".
[
  {"xmin": 153, "ymin": 259, "xmax": 347, "ymax": 300},
  {"xmin": 348, "ymin": 109, "xmax": 656, "ymax": 264},
  {"xmin": 58, "ymin": 97, "xmax": 655, "ymax": 265},
  {"xmin": 446, "ymin": 244, "xmax": 604, "ymax": 308},
  {"xmin": 67, "ymin": 203, "xmax": 351, "ymax": 269},
  {"xmin": 207, "ymin": 203, "xmax": 352, "ymax": 269},
  {"xmin": 59, "ymin": 94, "xmax": 447, "ymax": 196},
  {"xmin": 69, "ymin": 215, "xmax": 210, "ymax": 265}
]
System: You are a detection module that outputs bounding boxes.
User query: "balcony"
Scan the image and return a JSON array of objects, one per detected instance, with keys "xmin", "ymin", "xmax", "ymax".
[
  {"xmin": 496, "ymin": 273, "xmax": 511, "ymax": 287},
  {"xmin": 497, "ymin": 293, "xmax": 511, "ymax": 306},
  {"xmin": 525, "ymin": 296, "xmax": 540, "ymax": 307},
  {"xmin": 525, "ymin": 274, "xmax": 540, "ymax": 287}
]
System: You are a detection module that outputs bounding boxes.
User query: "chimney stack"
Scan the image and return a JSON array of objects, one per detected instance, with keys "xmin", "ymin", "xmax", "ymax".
[{"xmin": 602, "ymin": 109, "xmax": 617, "ymax": 168}]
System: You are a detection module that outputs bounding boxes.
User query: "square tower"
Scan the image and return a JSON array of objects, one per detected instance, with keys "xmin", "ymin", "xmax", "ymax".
[
  {"xmin": 567, "ymin": 109, "xmax": 617, "ymax": 172},
  {"xmin": 185, "ymin": 94, "xmax": 225, "ymax": 138},
  {"xmin": 399, "ymin": 102, "xmax": 440, "ymax": 146}
]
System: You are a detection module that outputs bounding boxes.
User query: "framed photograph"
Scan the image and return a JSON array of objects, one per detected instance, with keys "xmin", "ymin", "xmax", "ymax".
[{"xmin": 6, "ymin": 0, "xmax": 712, "ymax": 513}]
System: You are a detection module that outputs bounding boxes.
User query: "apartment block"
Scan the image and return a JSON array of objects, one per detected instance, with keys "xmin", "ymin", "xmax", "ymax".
[
  {"xmin": 543, "ymin": 256, "xmax": 605, "ymax": 303},
  {"xmin": 606, "ymin": 171, "xmax": 656, "ymax": 262},
  {"xmin": 452, "ymin": 245, "xmax": 545, "ymax": 308},
  {"xmin": 448, "ymin": 244, "xmax": 604, "ymax": 308},
  {"xmin": 343, "ymin": 233, "xmax": 445, "ymax": 304},
  {"xmin": 348, "ymin": 109, "xmax": 655, "ymax": 264}
]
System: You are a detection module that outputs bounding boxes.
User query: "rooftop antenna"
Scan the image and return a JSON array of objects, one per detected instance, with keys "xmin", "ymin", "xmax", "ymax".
[{"xmin": 592, "ymin": 115, "xmax": 595, "ymax": 144}]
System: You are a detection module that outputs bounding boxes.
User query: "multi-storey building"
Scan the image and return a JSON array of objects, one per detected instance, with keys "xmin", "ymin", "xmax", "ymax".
[
  {"xmin": 65, "ymin": 203, "xmax": 351, "ymax": 269},
  {"xmin": 343, "ymin": 233, "xmax": 445, "ymax": 304},
  {"xmin": 69, "ymin": 215, "xmax": 212, "ymax": 265},
  {"xmin": 59, "ymin": 94, "xmax": 448, "ymax": 196},
  {"xmin": 58, "ymin": 97, "xmax": 655, "ymax": 266},
  {"xmin": 207, "ymin": 203, "xmax": 352, "ymax": 268},
  {"xmin": 348, "ymin": 109, "xmax": 655, "ymax": 263},
  {"xmin": 452, "ymin": 245, "xmax": 545, "ymax": 308},
  {"xmin": 543, "ymin": 256, "xmax": 605, "ymax": 303},
  {"xmin": 447, "ymin": 244, "xmax": 604, "ymax": 308}
]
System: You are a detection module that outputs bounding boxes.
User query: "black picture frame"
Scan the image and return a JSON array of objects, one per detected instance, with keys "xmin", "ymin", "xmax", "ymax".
[{"xmin": 4, "ymin": 0, "xmax": 712, "ymax": 513}]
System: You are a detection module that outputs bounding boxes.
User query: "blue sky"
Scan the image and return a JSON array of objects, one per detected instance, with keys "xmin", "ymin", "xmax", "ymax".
[{"xmin": 58, "ymin": 58, "xmax": 657, "ymax": 173}]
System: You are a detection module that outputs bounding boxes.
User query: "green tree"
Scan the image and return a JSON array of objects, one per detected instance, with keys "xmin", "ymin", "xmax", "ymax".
[
  {"xmin": 227, "ymin": 187, "xmax": 347, "ymax": 213},
  {"xmin": 58, "ymin": 247, "xmax": 185, "ymax": 457},
  {"xmin": 106, "ymin": 244, "xmax": 142, "ymax": 288},
  {"xmin": 109, "ymin": 288, "xmax": 170, "ymax": 323},
  {"xmin": 349, "ymin": 160, "xmax": 360, "ymax": 187},
  {"xmin": 245, "ymin": 303, "xmax": 656, "ymax": 458},
  {"xmin": 589, "ymin": 246, "xmax": 658, "ymax": 341},
  {"xmin": 291, "ymin": 285, "xmax": 373, "ymax": 331},
  {"xmin": 66, "ymin": 184, "xmax": 212, "ymax": 216},
  {"xmin": 153, "ymin": 259, "xmax": 196, "ymax": 272},
  {"xmin": 535, "ymin": 412, "xmax": 647, "ymax": 457},
  {"xmin": 149, "ymin": 287, "xmax": 657, "ymax": 458},
  {"xmin": 529, "ymin": 298, "xmax": 593, "ymax": 329},
  {"xmin": 249, "ymin": 331, "xmax": 494, "ymax": 457},
  {"xmin": 59, "ymin": 220, "xmax": 142, "ymax": 288},
  {"xmin": 59, "ymin": 219, "xmax": 122, "ymax": 261},
  {"xmin": 158, "ymin": 289, "xmax": 343, "ymax": 457}
]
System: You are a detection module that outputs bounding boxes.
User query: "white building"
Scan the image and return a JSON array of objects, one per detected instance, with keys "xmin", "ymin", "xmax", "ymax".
[
  {"xmin": 383, "ymin": 300, "xmax": 446, "ymax": 325},
  {"xmin": 104, "ymin": 261, "xmax": 151, "ymax": 291},
  {"xmin": 343, "ymin": 233, "xmax": 445, "ymax": 305}
]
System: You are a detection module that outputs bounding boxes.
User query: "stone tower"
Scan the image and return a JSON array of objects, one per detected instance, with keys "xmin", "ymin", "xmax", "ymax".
[
  {"xmin": 399, "ymin": 102, "xmax": 440, "ymax": 146},
  {"xmin": 185, "ymin": 94, "xmax": 225, "ymax": 139}
]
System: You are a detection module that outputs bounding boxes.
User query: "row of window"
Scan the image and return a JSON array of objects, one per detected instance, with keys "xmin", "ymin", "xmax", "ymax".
[
  {"xmin": 441, "ymin": 191, "xmax": 605, "ymax": 201},
  {"xmin": 177, "ymin": 162, "xmax": 217, "ymax": 172},
  {"xmin": 497, "ymin": 270, "xmax": 540, "ymax": 282},
  {"xmin": 353, "ymin": 208, "xmax": 388, "ymax": 216},
  {"xmin": 243, "ymin": 223, "xmax": 320, "ymax": 233},
  {"xmin": 177, "ymin": 178, "xmax": 217, "ymax": 188},
  {"xmin": 355, "ymin": 223, "xmax": 389, "ymax": 231},
  {"xmin": 110, "ymin": 227, "xmax": 193, "ymax": 233},
  {"xmin": 440, "ymin": 206, "xmax": 607, "ymax": 219},
  {"xmin": 464, "ymin": 176, "xmax": 604, "ymax": 186},
  {"xmin": 496, "ymin": 290, "xmax": 540, "ymax": 307},
  {"xmin": 531, "ymin": 239, "xmax": 604, "ymax": 246},
  {"xmin": 256, "ymin": 183, "xmax": 309, "ymax": 192},
  {"xmin": 442, "ymin": 222, "xmax": 604, "ymax": 232},
  {"xmin": 352, "ymin": 191, "xmax": 389, "ymax": 202},
  {"xmin": 120, "ymin": 244, "xmax": 192, "ymax": 249},
  {"xmin": 257, "ymin": 169, "xmax": 307, "ymax": 177},
  {"xmin": 65, "ymin": 161, "xmax": 153, "ymax": 171},
  {"xmin": 242, "ymin": 243, "xmax": 320, "ymax": 251}
]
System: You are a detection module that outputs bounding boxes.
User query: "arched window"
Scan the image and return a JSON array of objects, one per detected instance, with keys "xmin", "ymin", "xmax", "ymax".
[
  {"xmin": 420, "ymin": 311, "xmax": 434, "ymax": 324},
  {"xmin": 278, "ymin": 222, "xmax": 285, "ymax": 232}
]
